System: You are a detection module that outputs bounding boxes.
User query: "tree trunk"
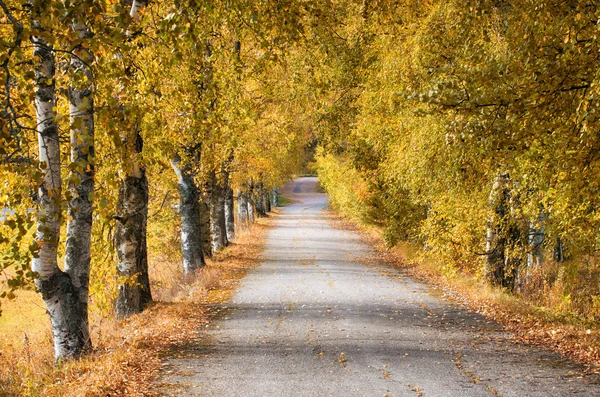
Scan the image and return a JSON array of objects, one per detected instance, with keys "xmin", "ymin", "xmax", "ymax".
[
  {"xmin": 247, "ymin": 182, "xmax": 256, "ymax": 222},
  {"xmin": 171, "ymin": 155, "xmax": 205, "ymax": 276},
  {"xmin": 255, "ymin": 183, "xmax": 265, "ymax": 217},
  {"xmin": 238, "ymin": 190, "xmax": 249, "ymax": 227},
  {"xmin": 208, "ymin": 171, "xmax": 227, "ymax": 251},
  {"xmin": 31, "ymin": 8, "xmax": 87, "ymax": 360},
  {"xmin": 272, "ymin": 189, "xmax": 278, "ymax": 208},
  {"xmin": 114, "ymin": 0, "xmax": 152, "ymax": 318},
  {"xmin": 485, "ymin": 173, "xmax": 509, "ymax": 287},
  {"xmin": 64, "ymin": 17, "xmax": 94, "ymax": 351},
  {"xmin": 115, "ymin": 165, "xmax": 152, "ymax": 318},
  {"xmin": 247, "ymin": 195, "xmax": 255, "ymax": 223},
  {"xmin": 225, "ymin": 186, "xmax": 235, "ymax": 241},
  {"xmin": 264, "ymin": 189, "xmax": 271, "ymax": 213},
  {"xmin": 504, "ymin": 185, "xmax": 528, "ymax": 291},
  {"xmin": 526, "ymin": 210, "xmax": 546, "ymax": 280},
  {"xmin": 553, "ymin": 237, "xmax": 565, "ymax": 262},
  {"xmin": 200, "ymin": 198, "xmax": 212, "ymax": 259}
]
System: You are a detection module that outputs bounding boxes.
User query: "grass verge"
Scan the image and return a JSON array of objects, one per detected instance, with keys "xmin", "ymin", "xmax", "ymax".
[
  {"xmin": 0, "ymin": 216, "xmax": 272, "ymax": 397},
  {"xmin": 326, "ymin": 211, "xmax": 600, "ymax": 370},
  {"xmin": 277, "ymin": 194, "xmax": 292, "ymax": 206}
]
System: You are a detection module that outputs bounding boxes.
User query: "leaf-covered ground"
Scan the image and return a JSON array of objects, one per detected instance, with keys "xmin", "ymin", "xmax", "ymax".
[
  {"xmin": 339, "ymin": 216, "xmax": 600, "ymax": 371},
  {"xmin": 0, "ymin": 218, "xmax": 271, "ymax": 397}
]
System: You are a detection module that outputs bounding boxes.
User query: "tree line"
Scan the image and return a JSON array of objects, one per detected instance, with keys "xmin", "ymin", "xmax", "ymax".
[
  {"xmin": 310, "ymin": 0, "xmax": 600, "ymax": 321},
  {"xmin": 0, "ymin": 0, "xmax": 310, "ymax": 360},
  {"xmin": 4, "ymin": 0, "xmax": 600, "ymax": 361}
]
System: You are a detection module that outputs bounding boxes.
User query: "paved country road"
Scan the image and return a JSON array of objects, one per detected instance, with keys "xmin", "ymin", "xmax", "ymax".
[{"xmin": 159, "ymin": 177, "xmax": 600, "ymax": 397}]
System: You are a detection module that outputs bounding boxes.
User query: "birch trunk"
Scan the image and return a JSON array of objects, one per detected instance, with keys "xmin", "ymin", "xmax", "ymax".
[
  {"xmin": 272, "ymin": 189, "xmax": 278, "ymax": 208},
  {"xmin": 255, "ymin": 183, "xmax": 265, "ymax": 217},
  {"xmin": 521, "ymin": 210, "xmax": 546, "ymax": 290},
  {"xmin": 224, "ymin": 187, "xmax": 235, "ymax": 241},
  {"xmin": 247, "ymin": 196, "xmax": 255, "ymax": 223},
  {"xmin": 64, "ymin": 18, "xmax": 94, "ymax": 351},
  {"xmin": 264, "ymin": 189, "xmax": 271, "ymax": 213},
  {"xmin": 247, "ymin": 187, "xmax": 256, "ymax": 223},
  {"xmin": 31, "ymin": 9, "xmax": 87, "ymax": 360},
  {"xmin": 208, "ymin": 171, "xmax": 227, "ymax": 251},
  {"xmin": 484, "ymin": 173, "xmax": 509, "ymax": 286},
  {"xmin": 115, "ymin": 163, "xmax": 152, "ymax": 318},
  {"xmin": 237, "ymin": 190, "xmax": 249, "ymax": 227},
  {"xmin": 171, "ymin": 155, "xmax": 205, "ymax": 276},
  {"xmin": 114, "ymin": 0, "xmax": 152, "ymax": 318},
  {"xmin": 200, "ymin": 198, "xmax": 212, "ymax": 259},
  {"xmin": 504, "ymin": 186, "xmax": 527, "ymax": 291}
]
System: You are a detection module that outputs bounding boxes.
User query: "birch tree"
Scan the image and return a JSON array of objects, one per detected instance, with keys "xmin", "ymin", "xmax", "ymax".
[
  {"xmin": 171, "ymin": 151, "xmax": 205, "ymax": 276},
  {"xmin": 64, "ymin": 1, "xmax": 96, "ymax": 350},
  {"xmin": 114, "ymin": 0, "xmax": 152, "ymax": 317},
  {"xmin": 30, "ymin": 0, "xmax": 88, "ymax": 359}
]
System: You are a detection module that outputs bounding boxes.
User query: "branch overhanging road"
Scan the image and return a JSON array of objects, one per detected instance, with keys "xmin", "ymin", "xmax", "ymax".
[{"xmin": 160, "ymin": 177, "xmax": 600, "ymax": 396}]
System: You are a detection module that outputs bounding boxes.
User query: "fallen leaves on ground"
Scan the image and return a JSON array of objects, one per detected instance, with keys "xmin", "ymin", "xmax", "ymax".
[{"xmin": 327, "ymin": 212, "xmax": 600, "ymax": 371}]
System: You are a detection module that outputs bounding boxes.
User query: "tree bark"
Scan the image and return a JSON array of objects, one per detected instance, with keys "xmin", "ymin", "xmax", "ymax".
[
  {"xmin": 526, "ymin": 210, "xmax": 546, "ymax": 280},
  {"xmin": 237, "ymin": 189, "xmax": 249, "ymax": 227},
  {"xmin": 200, "ymin": 198, "xmax": 212, "ymax": 259},
  {"xmin": 115, "ymin": 165, "xmax": 152, "ymax": 318},
  {"xmin": 255, "ymin": 182, "xmax": 265, "ymax": 217},
  {"xmin": 272, "ymin": 189, "xmax": 279, "ymax": 208},
  {"xmin": 64, "ymin": 17, "xmax": 94, "ymax": 351},
  {"xmin": 485, "ymin": 173, "xmax": 509, "ymax": 287},
  {"xmin": 114, "ymin": 0, "xmax": 152, "ymax": 318},
  {"xmin": 247, "ymin": 195, "xmax": 255, "ymax": 223},
  {"xmin": 553, "ymin": 237, "xmax": 565, "ymax": 262},
  {"xmin": 264, "ymin": 189, "xmax": 271, "ymax": 213},
  {"xmin": 208, "ymin": 171, "xmax": 227, "ymax": 251},
  {"xmin": 31, "ymin": 7, "xmax": 87, "ymax": 360},
  {"xmin": 225, "ymin": 186, "xmax": 235, "ymax": 241},
  {"xmin": 171, "ymin": 154, "xmax": 205, "ymax": 276}
]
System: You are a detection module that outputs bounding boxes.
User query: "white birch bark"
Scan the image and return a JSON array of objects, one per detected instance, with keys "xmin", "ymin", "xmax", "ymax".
[
  {"xmin": 31, "ymin": 6, "xmax": 86, "ymax": 360},
  {"xmin": 115, "ymin": 165, "xmax": 152, "ymax": 318},
  {"xmin": 526, "ymin": 211, "xmax": 546, "ymax": 278},
  {"xmin": 247, "ymin": 184, "xmax": 256, "ymax": 223},
  {"xmin": 224, "ymin": 186, "xmax": 235, "ymax": 241},
  {"xmin": 172, "ymin": 154, "xmax": 205, "ymax": 276},
  {"xmin": 129, "ymin": 0, "xmax": 145, "ymax": 19},
  {"xmin": 237, "ymin": 189, "xmax": 249, "ymax": 227},
  {"xmin": 208, "ymin": 171, "xmax": 228, "ymax": 251},
  {"xmin": 115, "ymin": 0, "xmax": 152, "ymax": 317},
  {"xmin": 64, "ymin": 17, "xmax": 94, "ymax": 350}
]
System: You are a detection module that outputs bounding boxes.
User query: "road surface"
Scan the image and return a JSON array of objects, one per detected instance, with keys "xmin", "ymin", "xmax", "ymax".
[{"xmin": 159, "ymin": 177, "xmax": 600, "ymax": 396}]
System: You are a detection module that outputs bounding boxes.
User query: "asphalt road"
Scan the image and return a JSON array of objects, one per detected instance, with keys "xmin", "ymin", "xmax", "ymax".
[{"xmin": 159, "ymin": 177, "xmax": 600, "ymax": 396}]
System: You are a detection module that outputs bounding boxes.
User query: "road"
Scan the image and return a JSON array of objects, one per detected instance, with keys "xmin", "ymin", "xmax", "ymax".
[{"xmin": 159, "ymin": 177, "xmax": 600, "ymax": 396}]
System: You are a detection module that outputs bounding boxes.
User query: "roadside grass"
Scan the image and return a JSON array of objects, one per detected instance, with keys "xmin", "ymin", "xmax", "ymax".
[
  {"xmin": 326, "ymin": 212, "xmax": 600, "ymax": 370},
  {"xmin": 0, "ymin": 217, "xmax": 271, "ymax": 397},
  {"xmin": 277, "ymin": 194, "xmax": 292, "ymax": 206}
]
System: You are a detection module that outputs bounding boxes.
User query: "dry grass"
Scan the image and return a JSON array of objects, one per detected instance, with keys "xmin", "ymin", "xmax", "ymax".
[
  {"xmin": 327, "ymin": 211, "xmax": 600, "ymax": 370},
  {"xmin": 0, "ymin": 216, "xmax": 272, "ymax": 397}
]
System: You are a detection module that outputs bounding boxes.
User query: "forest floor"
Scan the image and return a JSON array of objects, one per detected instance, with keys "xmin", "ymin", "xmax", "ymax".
[{"xmin": 157, "ymin": 177, "xmax": 600, "ymax": 397}]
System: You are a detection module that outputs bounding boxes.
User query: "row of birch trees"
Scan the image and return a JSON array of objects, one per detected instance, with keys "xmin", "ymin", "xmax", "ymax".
[
  {"xmin": 0, "ymin": 0, "xmax": 310, "ymax": 359},
  {"xmin": 304, "ymin": 0, "xmax": 600, "ymax": 319}
]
